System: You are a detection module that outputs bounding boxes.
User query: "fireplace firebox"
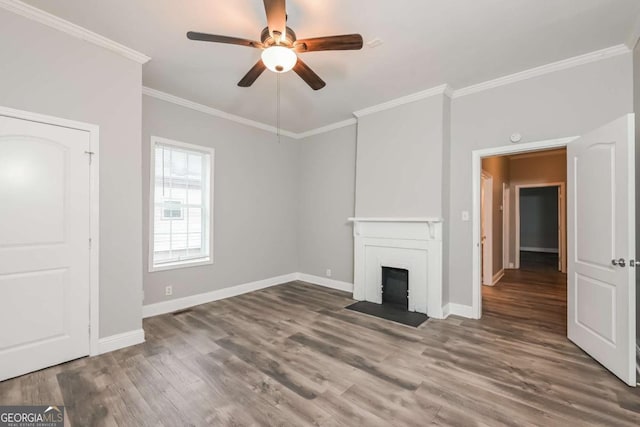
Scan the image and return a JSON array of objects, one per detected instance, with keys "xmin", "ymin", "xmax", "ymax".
[{"xmin": 381, "ymin": 267, "xmax": 409, "ymax": 310}]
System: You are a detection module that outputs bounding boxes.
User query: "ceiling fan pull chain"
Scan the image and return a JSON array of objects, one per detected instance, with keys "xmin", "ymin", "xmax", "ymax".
[{"xmin": 277, "ymin": 72, "xmax": 281, "ymax": 143}]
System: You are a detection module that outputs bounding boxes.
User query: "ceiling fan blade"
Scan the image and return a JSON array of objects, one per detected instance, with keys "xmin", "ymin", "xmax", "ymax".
[
  {"xmin": 263, "ymin": 0, "xmax": 287, "ymax": 39},
  {"xmin": 187, "ymin": 31, "xmax": 262, "ymax": 48},
  {"xmin": 293, "ymin": 59, "xmax": 326, "ymax": 90},
  {"xmin": 294, "ymin": 34, "xmax": 363, "ymax": 52},
  {"xmin": 238, "ymin": 60, "xmax": 267, "ymax": 87}
]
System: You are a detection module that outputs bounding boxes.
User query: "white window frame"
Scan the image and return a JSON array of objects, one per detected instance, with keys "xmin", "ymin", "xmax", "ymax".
[{"xmin": 149, "ymin": 136, "xmax": 214, "ymax": 272}]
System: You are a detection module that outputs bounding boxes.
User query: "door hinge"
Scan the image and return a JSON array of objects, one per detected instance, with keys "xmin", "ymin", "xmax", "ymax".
[
  {"xmin": 88, "ymin": 237, "xmax": 92, "ymax": 249},
  {"xmin": 84, "ymin": 151, "xmax": 95, "ymax": 164}
]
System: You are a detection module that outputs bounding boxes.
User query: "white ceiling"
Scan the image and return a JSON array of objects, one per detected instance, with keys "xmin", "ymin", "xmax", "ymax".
[{"xmin": 22, "ymin": 0, "xmax": 640, "ymax": 132}]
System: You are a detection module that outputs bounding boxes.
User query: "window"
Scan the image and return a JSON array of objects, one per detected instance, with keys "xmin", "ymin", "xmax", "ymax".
[{"xmin": 149, "ymin": 137, "xmax": 214, "ymax": 271}]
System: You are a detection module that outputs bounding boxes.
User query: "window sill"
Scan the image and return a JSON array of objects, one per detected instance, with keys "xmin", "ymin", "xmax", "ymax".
[{"xmin": 149, "ymin": 257, "xmax": 213, "ymax": 273}]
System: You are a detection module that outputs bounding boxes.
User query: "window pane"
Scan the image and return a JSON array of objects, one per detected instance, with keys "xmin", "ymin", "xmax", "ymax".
[{"xmin": 152, "ymin": 141, "xmax": 211, "ymax": 268}]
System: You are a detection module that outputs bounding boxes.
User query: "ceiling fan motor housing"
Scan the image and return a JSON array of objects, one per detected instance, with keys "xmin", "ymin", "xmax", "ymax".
[{"xmin": 261, "ymin": 26, "xmax": 297, "ymax": 47}]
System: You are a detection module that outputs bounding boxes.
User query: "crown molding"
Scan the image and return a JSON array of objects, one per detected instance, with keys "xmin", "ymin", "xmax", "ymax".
[
  {"xmin": 627, "ymin": 15, "xmax": 640, "ymax": 50},
  {"xmin": 452, "ymin": 44, "xmax": 630, "ymax": 98},
  {"xmin": 0, "ymin": 0, "xmax": 150, "ymax": 64},
  {"xmin": 142, "ymin": 87, "xmax": 298, "ymax": 139},
  {"xmin": 296, "ymin": 118, "xmax": 357, "ymax": 139},
  {"xmin": 145, "ymin": 43, "xmax": 629, "ymax": 140},
  {"xmin": 353, "ymin": 84, "xmax": 452, "ymax": 118}
]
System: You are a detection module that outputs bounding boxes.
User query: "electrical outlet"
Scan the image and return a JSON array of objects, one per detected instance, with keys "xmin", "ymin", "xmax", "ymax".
[
  {"xmin": 165, "ymin": 285, "xmax": 173, "ymax": 296},
  {"xmin": 326, "ymin": 269, "xmax": 332, "ymax": 278}
]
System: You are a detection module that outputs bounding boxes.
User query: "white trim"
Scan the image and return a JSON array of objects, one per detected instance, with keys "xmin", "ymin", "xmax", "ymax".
[
  {"xmin": 0, "ymin": 105, "xmax": 101, "ymax": 357},
  {"xmin": 296, "ymin": 273, "xmax": 353, "ymax": 292},
  {"xmin": 142, "ymin": 87, "xmax": 298, "ymax": 139},
  {"xmin": 148, "ymin": 136, "xmax": 214, "ymax": 273},
  {"xmin": 452, "ymin": 44, "xmax": 629, "ymax": 98},
  {"xmin": 491, "ymin": 269, "xmax": 504, "ymax": 286},
  {"xmin": 352, "ymin": 84, "xmax": 452, "ymax": 118},
  {"xmin": 502, "ymin": 183, "xmax": 510, "ymax": 269},
  {"xmin": 0, "ymin": 0, "xmax": 150, "ymax": 64},
  {"xmin": 98, "ymin": 329, "xmax": 145, "ymax": 355},
  {"xmin": 296, "ymin": 119, "xmax": 357, "ymax": 139},
  {"xmin": 520, "ymin": 247, "xmax": 559, "ymax": 254},
  {"xmin": 141, "ymin": 45, "xmax": 628, "ymax": 140},
  {"xmin": 471, "ymin": 137, "xmax": 577, "ymax": 319},
  {"xmin": 443, "ymin": 303, "xmax": 474, "ymax": 319},
  {"xmin": 142, "ymin": 273, "xmax": 298, "ymax": 318}
]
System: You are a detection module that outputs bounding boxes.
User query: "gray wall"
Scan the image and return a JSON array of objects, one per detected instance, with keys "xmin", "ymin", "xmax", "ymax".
[
  {"xmin": 142, "ymin": 96, "xmax": 299, "ymax": 305},
  {"xmin": 355, "ymin": 96, "xmax": 445, "ymax": 217},
  {"xmin": 449, "ymin": 53, "xmax": 633, "ymax": 306},
  {"xmin": 519, "ymin": 187, "xmax": 559, "ymax": 251},
  {"xmin": 481, "ymin": 156, "xmax": 509, "ymax": 275},
  {"xmin": 297, "ymin": 126, "xmax": 357, "ymax": 283},
  {"xmin": 0, "ymin": 9, "xmax": 143, "ymax": 338}
]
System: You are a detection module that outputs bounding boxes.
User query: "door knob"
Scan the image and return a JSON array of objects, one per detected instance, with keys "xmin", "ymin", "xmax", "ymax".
[{"xmin": 611, "ymin": 258, "xmax": 626, "ymax": 267}]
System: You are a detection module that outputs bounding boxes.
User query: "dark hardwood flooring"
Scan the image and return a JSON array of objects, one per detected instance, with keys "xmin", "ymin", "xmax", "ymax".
[
  {"xmin": 519, "ymin": 251, "xmax": 560, "ymax": 272},
  {"xmin": 2, "ymin": 279, "xmax": 640, "ymax": 426}
]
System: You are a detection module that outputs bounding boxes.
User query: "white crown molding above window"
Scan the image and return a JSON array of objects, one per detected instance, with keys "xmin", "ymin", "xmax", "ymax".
[
  {"xmin": 0, "ymin": 0, "xmax": 151, "ymax": 64},
  {"xmin": 142, "ymin": 87, "xmax": 298, "ymax": 139},
  {"xmin": 142, "ymin": 43, "xmax": 629, "ymax": 140},
  {"xmin": 451, "ymin": 44, "xmax": 630, "ymax": 98},
  {"xmin": 352, "ymin": 84, "xmax": 453, "ymax": 118}
]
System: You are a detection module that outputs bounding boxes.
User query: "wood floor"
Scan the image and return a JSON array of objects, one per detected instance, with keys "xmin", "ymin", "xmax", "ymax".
[{"xmin": 2, "ymin": 277, "xmax": 640, "ymax": 426}]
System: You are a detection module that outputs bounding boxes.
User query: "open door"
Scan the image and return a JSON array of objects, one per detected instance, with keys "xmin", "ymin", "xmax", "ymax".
[{"xmin": 567, "ymin": 114, "xmax": 636, "ymax": 386}]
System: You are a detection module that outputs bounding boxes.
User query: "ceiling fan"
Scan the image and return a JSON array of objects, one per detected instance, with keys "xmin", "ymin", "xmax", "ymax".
[{"xmin": 187, "ymin": 0, "xmax": 363, "ymax": 90}]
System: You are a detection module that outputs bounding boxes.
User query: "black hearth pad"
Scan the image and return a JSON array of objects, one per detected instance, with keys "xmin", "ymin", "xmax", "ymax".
[{"xmin": 345, "ymin": 301, "xmax": 429, "ymax": 327}]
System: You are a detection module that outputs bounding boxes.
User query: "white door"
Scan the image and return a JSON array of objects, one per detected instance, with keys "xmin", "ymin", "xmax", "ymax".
[
  {"xmin": 481, "ymin": 173, "xmax": 493, "ymax": 286},
  {"xmin": 567, "ymin": 114, "xmax": 636, "ymax": 386},
  {"xmin": 0, "ymin": 114, "xmax": 91, "ymax": 381}
]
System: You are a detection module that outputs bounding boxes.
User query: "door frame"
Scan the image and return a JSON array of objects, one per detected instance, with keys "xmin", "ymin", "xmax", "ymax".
[
  {"xmin": 481, "ymin": 171, "xmax": 493, "ymax": 286},
  {"xmin": 502, "ymin": 183, "xmax": 510, "ymax": 269},
  {"xmin": 515, "ymin": 182, "xmax": 566, "ymax": 273},
  {"xmin": 471, "ymin": 136, "xmax": 578, "ymax": 319},
  {"xmin": 0, "ymin": 105, "xmax": 100, "ymax": 356}
]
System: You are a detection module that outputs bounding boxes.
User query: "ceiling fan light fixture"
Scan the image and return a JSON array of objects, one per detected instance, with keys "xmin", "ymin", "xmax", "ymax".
[{"xmin": 261, "ymin": 46, "xmax": 297, "ymax": 73}]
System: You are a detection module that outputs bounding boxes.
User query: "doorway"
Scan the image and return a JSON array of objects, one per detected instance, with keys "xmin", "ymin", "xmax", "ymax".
[
  {"xmin": 471, "ymin": 115, "xmax": 637, "ymax": 387},
  {"xmin": 515, "ymin": 182, "xmax": 567, "ymax": 273}
]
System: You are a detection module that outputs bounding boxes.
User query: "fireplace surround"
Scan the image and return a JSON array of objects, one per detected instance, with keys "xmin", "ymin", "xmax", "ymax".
[{"xmin": 348, "ymin": 217, "xmax": 444, "ymax": 319}]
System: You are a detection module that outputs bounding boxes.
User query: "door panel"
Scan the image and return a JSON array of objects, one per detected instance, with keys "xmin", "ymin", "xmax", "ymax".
[
  {"xmin": 568, "ymin": 114, "xmax": 636, "ymax": 386},
  {"xmin": 0, "ymin": 114, "xmax": 91, "ymax": 381}
]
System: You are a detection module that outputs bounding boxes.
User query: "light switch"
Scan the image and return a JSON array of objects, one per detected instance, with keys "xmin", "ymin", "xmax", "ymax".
[{"xmin": 461, "ymin": 211, "xmax": 470, "ymax": 221}]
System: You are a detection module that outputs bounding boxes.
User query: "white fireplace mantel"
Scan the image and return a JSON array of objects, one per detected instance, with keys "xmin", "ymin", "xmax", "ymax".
[{"xmin": 349, "ymin": 217, "xmax": 444, "ymax": 319}]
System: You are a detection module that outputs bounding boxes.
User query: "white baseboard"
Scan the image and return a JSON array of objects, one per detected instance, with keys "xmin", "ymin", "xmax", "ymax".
[
  {"xmin": 492, "ymin": 269, "xmax": 505, "ymax": 286},
  {"xmin": 442, "ymin": 303, "xmax": 474, "ymax": 319},
  {"xmin": 520, "ymin": 247, "xmax": 559, "ymax": 254},
  {"xmin": 98, "ymin": 329, "xmax": 145, "ymax": 354},
  {"xmin": 142, "ymin": 273, "xmax": 298, "ymax": 318},
  {"xmin": 296, "ymin": 273, "xmax": 354, "ymax": 292}
]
